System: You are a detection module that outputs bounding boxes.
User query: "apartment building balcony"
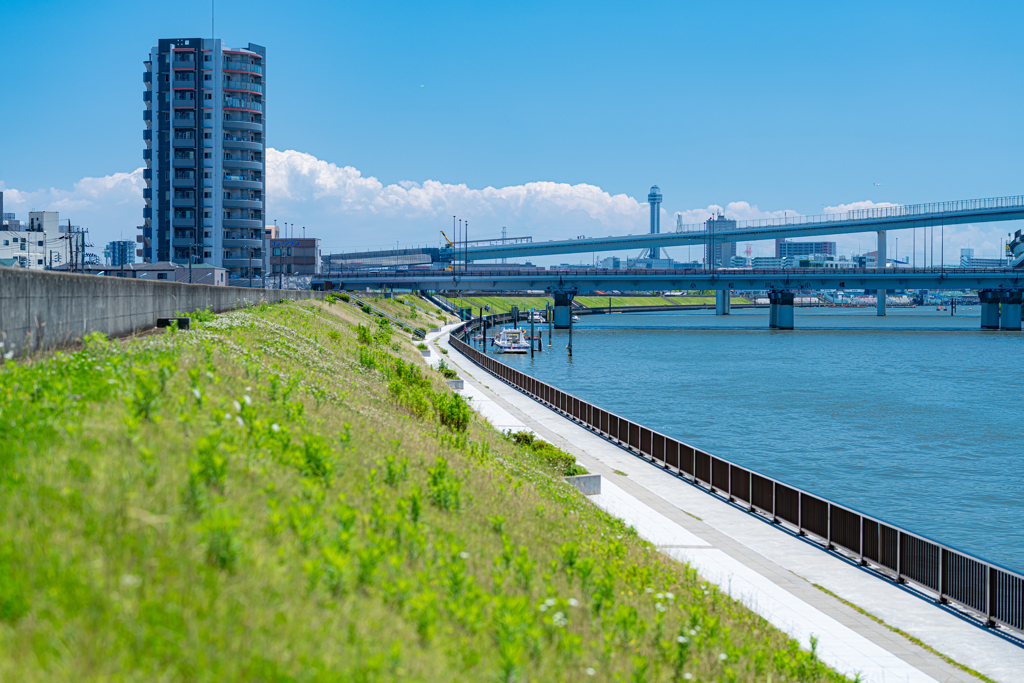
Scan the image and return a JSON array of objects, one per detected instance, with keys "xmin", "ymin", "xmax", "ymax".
[
  {"xmin": 221, "ymin": 118, "xmax": 262, "ymax": 132},
  {"xmin": 222, "ymin": 199, "xmax": 261, "ymax": 209},
  {"xmin": 222, "ymin": 218, "xmax": 263, "ymax": 229},
  {"xmin": 222, "ymin": 178, "xmax": 262, "ymax": 190},
  {"xmin": 172, "ymin": 178, "xmax": 197, "ymax": 189},
  {"xmin": 223, "ymin": 81, "xmax": 263, "ymax": 94},
  {"xmin": 223, "ymin": 239, "xmax": 263, "ymax": 250},
  {"xmin": 172, "ymin": 137, "xmax": 196, "ymax": 148},
  {"xmin": 171, "ymin": 159, "xmax": 197, "ymax": 169},
  {"xmin": 222, "ymin": 60, "xmax": 263, "ymax": 75},
  {"xmin": 223, "ymin": 97, "xmax": 262, "ymax": 112},
  {"xmin": 172, "ymin": 218, "xmax": 197, "ymax": 229},
  {"xmin": 222, "ymin": 160, "xmax": 262, "ymax": 171},
  {"xmin": 171, "ymin": 197, "xmax": 196, "ymax": 208}
]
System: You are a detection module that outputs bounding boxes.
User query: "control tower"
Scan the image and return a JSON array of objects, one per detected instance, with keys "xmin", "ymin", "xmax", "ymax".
[{"xmin": 648, "ymin": 185, "xmax": 663, "ymax": 259}]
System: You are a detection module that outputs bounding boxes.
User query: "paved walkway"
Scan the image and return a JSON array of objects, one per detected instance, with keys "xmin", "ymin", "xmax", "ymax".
[{"xmin": 420, "ymin": 326, "xmax": 1023, "ymax": 683}]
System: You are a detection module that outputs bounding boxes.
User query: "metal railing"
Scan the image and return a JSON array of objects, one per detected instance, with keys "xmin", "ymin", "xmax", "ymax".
[{"xmin": 449, "ymin": 322, "xmax": 1024, "ymax": 635}]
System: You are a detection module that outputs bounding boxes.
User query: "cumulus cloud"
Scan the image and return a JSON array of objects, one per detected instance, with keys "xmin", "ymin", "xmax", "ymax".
[
  {"xmin": 265, "ymin": 148, "xmax": 647, "ymax": 246},
  {"xmin": 1, "ymin": 149, "xmax": 1016, "ymax": 263},
  {"xmin": 0, "ymin": 169, "xmax": 145, "ymax": 248}
]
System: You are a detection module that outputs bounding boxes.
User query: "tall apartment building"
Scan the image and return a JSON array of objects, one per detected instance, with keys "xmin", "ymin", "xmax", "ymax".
[
  {"xmin": 705, "ymin": 214, "xmax": 737, "ymax": 267},
  {"xmin": 142, "ymin": 38, "xmax": 266, "ymax": 283}
]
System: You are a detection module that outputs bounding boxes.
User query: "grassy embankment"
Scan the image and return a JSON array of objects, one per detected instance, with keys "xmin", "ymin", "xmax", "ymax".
[
  {"xmin": 355, "ymin": 293, "xmax": 459, "ymax": 326},
  {"xmin": 0, "ymin": 297, "xmax": 850, "ymax": 682},
  {"xmin": 442, "ymin": 295, "xmax": 552, "ymax": 314}
]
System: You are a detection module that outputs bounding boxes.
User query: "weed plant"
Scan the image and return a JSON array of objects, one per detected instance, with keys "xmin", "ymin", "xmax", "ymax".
[{"xmin": 0, "ymin": 300, "xmax": 852, "ymax": 682}]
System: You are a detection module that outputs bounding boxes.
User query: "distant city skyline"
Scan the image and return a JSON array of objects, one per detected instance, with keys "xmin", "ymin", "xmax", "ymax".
[{"xmin": 1, "ymin": 0, "xmax": 1021, "ymax": 263}]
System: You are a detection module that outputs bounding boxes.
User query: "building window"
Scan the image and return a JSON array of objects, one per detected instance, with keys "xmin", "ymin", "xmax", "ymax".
[
  {"xmin": 37, "ymin": 259, "xmax": 43, "ymax": 265},
  {"xmin": 204, "ymin": 113, "xmax": 212, "ymax": 119},
  {"xmin": 204, "ymin": 133, "xmax": 212, "ymax": 139},
  {"xmin": 204, "ymin": 211, "xmax": 211, "ymax": 218},
  {"xmin": 204, "ymin": 192, "xmax": 211, "ymax": 198},
  {"xmin": 204, "ymin": 152, "xmax": 211, "ymax": 159},
  {"xmin": 37, "ymin": 240, "xmax": 43, "ymax": 247},
  {"xmin": 273, "ymin": 248, "xmax": 281, "ymax": 256},
  {"xmin": 157, "ymin": 272, "xmax": 168, "ymax": 280},
  {"xmin": 204, "ymin": 74, "xmax": 212, "ymax": 81},
  {"xmin": 204, "ymin": 172, "xmax": 211, "ymax": 179}
]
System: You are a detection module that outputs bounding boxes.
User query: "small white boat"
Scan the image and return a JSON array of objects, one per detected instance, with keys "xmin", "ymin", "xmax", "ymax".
[
  {"xmin": 572, "ymin": 315, "xmax": 580, "ymax": 322},
  {"xmin": 491, "ymin": 327, "xmax": 531, "ymax": 354},
  {"xmin": 530, "ymin": 313, "xmax": 545, "ymax": 323}
]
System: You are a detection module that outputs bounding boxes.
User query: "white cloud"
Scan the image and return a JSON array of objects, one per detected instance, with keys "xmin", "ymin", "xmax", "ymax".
[{"xmin": 1, "ymin": 150, "xmax": 1017, "ymax": 263}]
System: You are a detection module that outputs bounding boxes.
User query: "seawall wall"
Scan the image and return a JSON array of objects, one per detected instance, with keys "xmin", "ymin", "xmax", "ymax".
[{"xmin": 0, "ymin": 267, "xmax": 323, "ymax": 356}]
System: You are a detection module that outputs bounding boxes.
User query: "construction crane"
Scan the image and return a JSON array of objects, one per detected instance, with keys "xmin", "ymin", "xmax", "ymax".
[{"xmin": 440, "ymin": 231, "xmax": 455, "ymax": 270}]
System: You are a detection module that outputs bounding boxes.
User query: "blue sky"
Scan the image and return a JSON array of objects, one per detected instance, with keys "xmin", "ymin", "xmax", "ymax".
[{"xmin": 1, "ymin": 0, "xmax": 1021, "ymax": 261}]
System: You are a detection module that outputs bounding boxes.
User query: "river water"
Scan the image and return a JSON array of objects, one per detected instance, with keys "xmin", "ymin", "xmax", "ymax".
[{"xmin": 492, "ymin": 307, "xmax": 1024, "ymax": 570}]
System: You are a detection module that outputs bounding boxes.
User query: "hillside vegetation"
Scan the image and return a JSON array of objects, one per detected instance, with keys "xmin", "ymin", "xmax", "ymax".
[{"xmin": 0, "ymin": 297, "xmax": 848, "ymax": 682}]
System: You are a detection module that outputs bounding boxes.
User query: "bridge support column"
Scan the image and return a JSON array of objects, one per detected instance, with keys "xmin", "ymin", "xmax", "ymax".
[
  {"xmin": 716, "ymin": 289, "xmax": 731, "ymax": 315},
  {"xmin": 876, "ymin": 230, "xmax": 887, "ymax": 317},
  {"xmin": 777, "ymin": 291, "xmax": 795, "ymax": 330},
  {"xmin": 979, "ymin": 290, "xmax": 1001, "ymax": 329},
  {"xmin": 768, "ymin": 293, "xmax": 779, "ymax": 329},
  {"xmin": 1000, "ymin": 291, "xmax": 1022, "ymax": 331},
  {"xmin": 550, "ymin": 288, "xmax": 577, "ymax": 329}
]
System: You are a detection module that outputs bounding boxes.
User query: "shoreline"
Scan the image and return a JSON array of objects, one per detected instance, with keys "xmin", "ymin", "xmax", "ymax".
[{"xmin": 425, "ymin": 323, "xmax": 1022, "ymax": 683}]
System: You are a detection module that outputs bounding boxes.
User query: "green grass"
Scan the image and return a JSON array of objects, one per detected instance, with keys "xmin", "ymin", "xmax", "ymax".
[
  {"xmin": 356, "ymin": 293, "xmax": 456, "ymax": 326},
  {"xmin": 442, "ymin": 295, "xmax": 552, "ymax": 314},
  {"xmin": 0, "ymin": 300, "xmax": 851, "ymax": 682},
  {"xmin": 664, "ymin": 296, "xmax": 752, "ymax": 305},
  {"xmin": 576, "ymin": 296, "xmax": 675, "ymax": 307}
]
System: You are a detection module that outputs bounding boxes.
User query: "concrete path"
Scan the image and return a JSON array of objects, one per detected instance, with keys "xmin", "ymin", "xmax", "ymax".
[{"xmin": 427, "ymin": 330, "xmax": 1024, "ymax": 683}]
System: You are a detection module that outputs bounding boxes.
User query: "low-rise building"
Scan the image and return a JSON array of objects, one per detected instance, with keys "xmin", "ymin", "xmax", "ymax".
[{"xmin": 268, "ymin": 237, "xmax": 320, "ymax": 275}]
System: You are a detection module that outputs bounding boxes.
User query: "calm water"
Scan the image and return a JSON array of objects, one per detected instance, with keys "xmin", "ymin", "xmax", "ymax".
[{"xmin": 494, "ymin": 307, "xmax": 1024, "ymax": 570}]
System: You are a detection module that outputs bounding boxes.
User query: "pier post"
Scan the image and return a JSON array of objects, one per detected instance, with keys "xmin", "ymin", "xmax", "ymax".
[
  {"xmin": 999, "ymin": 291, "xmax": 1022, "ymax": 331},
  {"xmin": 777, "ymin": 291, "xmax": 795, "ymax": 330},
  {"xmin": 715, "ymin": 289, "xmax": 731, "ymax": 315},
  {"xmin": 530, "ymin": 311, "xmax": 535, "ymax": 358},
  {"xmin": 979, "ymin": 290, "xmax": 1001, "ymax": 329},
  {"xmin": 768, "ymin": 292, "xmax": 779, "ymax": 329}
]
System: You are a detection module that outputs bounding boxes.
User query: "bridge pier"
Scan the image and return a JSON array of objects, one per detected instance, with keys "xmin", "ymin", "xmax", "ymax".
[
  {"xmin": 769, "ymin": 291, "xmax": 794, "ymax": 330},
  {"xmin": 550, "ymin": 289, "xmax": 577, "ymax": 329},
  {"xmin": 999, "ymin": 291, "xmax": 1022, "ymax": 331},
  {"xmin": 715, "ymin": 289, "xmax": 731, "ymax": 315},
  {"xmin": 979, "ymin": 290, "xmax": 1001, "ymax": 329},
  {"xmin": 876, "ymin": 230, "xmax": 887, "ymax": 316}
]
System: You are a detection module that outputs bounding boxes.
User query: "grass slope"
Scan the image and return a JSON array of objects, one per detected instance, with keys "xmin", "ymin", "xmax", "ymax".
[
  {"xmin": 442, "ymin": 296, "xmax": 553, "ymax": 314},
  {"xmin": 0, "ymin": 300, "xmax": 850, "ymax": 682}
]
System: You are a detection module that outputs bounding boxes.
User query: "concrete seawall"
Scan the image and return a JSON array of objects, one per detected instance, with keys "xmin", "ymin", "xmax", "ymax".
[{"xmin": 0, "ymin": 267, "xmax": 323, "ymax": 356}]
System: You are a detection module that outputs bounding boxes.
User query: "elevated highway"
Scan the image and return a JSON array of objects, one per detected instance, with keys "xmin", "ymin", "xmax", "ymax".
[
  {"xmin": 439, "ymin": 195, "xmax": 1024, "ymax": 262},
  {"xmin": 319, "ymin": 265, "xmax": 1024, "ymax": 330}
]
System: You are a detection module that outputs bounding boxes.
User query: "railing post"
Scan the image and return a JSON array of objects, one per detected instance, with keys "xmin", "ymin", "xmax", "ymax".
[
  {"xmin": 827, "ymin": 504, "xmax": 833, "ymax": 550},
  {"xmin": 771, "ymin": 481, "xmax": 777, "ymax": 523},
  {"xmin": 797, "ymin": 492, "xmax": 804, "ymax": 536},
  {"xmin": 748, "ymin": 471, "xmax": 754, "ymax": 512},
  {"xmin": 986, "ymin": 565, "xmax": 996, "ymax": 627},
  {"xmin": 859, "ymin": 516, "xmax": 866, "ymax": 566},
  {"xmin": 896, "ymin": 531, "xmax": 904, "ymax": 583},
  {"xmin": 938, "ymin": 548, "xmax": 947, "ymax": 604}
]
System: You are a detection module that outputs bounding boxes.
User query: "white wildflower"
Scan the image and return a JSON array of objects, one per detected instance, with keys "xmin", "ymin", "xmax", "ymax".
[
  {"xmin": 225, "ymin": 413, "xmax": 232, "ymax": 421},
  {"xmin": 3, "ymin": 351, "xmax": 13, "ymax": 360},
  {"xmin": 459, "ymin": 551, "xmax": 469, "ymax": 559},
  {"xmin": 271, "ymin": 423, "xmax": 280, "ymax": 432},
  {"xmin": 192, "ymin": 388, "xmax": 201, "ymax": 400},
  {"xmin": 656, "ymin": 602, "xmax": 666, "ymax": 612},
  {"xmin": 232, "ymin": 400, "xmax": 241, "ymax": 412},
  {"xmin": 666, "ymin": 592, "xmax": 675, "ymax": 600},
  {"xmin": 243, "ymin": 395, "xmax": 252, "ymax": 405},
  {"xmin": 683, "ymin": 674, "xmax": 693, "ymax": 681},
  {"xmin": 568, "ymin": 598, "xmax": 579, "ymax": 607},
  {"xmin": 718, "ymin": 653, "xmax": 727, "ymax": 661},
  {"xmin": 645, "ymin": 587, "xmax": 654, "ymax": 593},
  {"xmin": 552, "ymin": 611, "xmax": 567, "ymax": 627},
  {"xmin": 689, "ymin": 629, "xmax": 697, "ymax": 636},
  {"xmin": 676, "ymin": 635, "xmax": 688, "ymax": 644},
  {"xmin": 120, "ymin": 574, "xmax": 141, "ymax": 588},
  {"xmin": 585, "ymin": 668, "xmax": 596, "ymax": 676},
  {"xmin": 539, "ymin": 604, "xmax": 549, "ymax": 612},
  {"xmin": 235, "ymin": 416, "xmax": 245, "ymax": 427}
]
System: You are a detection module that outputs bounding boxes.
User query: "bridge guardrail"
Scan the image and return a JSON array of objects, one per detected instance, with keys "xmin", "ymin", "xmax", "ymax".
[
  {"xmin": 449, "ymin": 321, "xmax": 1024, "ymax": 636},
  {"xmin": 328, "ymin": 265, "xmax": 1024, "ymax": 281}
]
